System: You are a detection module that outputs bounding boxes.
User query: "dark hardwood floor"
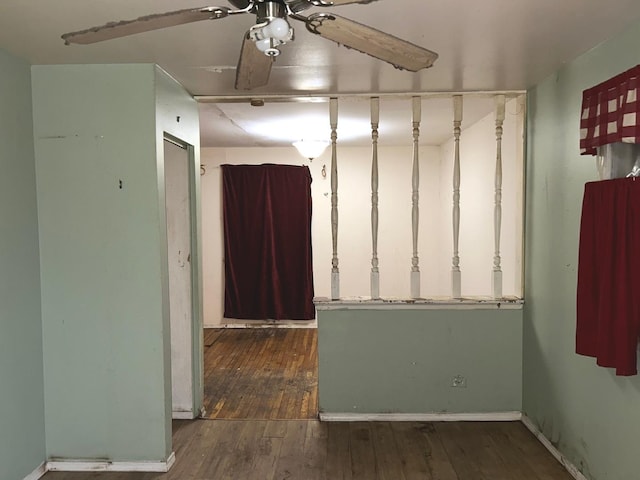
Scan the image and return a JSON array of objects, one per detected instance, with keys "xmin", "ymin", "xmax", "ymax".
[
  {"xmin": 203, "ymin": 328, "xmax": 318, "ymax": 420},
  {"xmin": 43, "ymin": 419, "xmax": 574, "ymax": 480}
]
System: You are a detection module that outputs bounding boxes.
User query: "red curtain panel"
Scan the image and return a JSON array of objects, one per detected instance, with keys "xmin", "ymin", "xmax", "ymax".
[
  {"xmin": 222, "ymin": 164, "xmax": 315, "ymax": 320},
  {"xmin": 576, "ymin": 178, "xmax": 640, "ymax": 375}
]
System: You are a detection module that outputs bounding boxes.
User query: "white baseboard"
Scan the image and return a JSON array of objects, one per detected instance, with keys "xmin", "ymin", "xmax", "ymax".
[
  {"xmin": 521, "ymin": 416, "xmax": 588, "ymax": 480},
  {"xmin": 23, "ymin": 462, "xmax": 46, "ymax": 480},
  {"xmin": 172, "ymin": 410, "xmax": 196, "ymax": 420},
  {"xmin": 319, "ymin": 411, "xmax": 522, "ymax": 422},
  {"xmin": 46, "ymin": 452, "xmax": 176, "ymax": 473},
  {"xmin": 204, "ymin": 323, "xmax": 317, "ymax": 329}
]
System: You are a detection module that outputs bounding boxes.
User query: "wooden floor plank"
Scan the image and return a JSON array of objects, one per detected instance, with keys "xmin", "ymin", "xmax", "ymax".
[
  {"xmin": 42, "ymin": 420, "xmax": 576, "ymax": 480},
  {"xmin": 203, "ymin": 328, "xmax": 318, "ymax": 420},
  {"xmin": 161, "ymin": 419, "xmax": 215, "ymax": 480},
  {"xmin": 249, "ymin": 421, "xmax": 285, "ymax": 480},
  {"xmin": 325, "ymin": 422, "xmax": 353, "ymax": 480},
  {"xmin": 391, "ymin": 422, "xmax": 439, "ymax": 480},
  {"xmin": 192, "ymin": 420, "xmax": 246, "ymax": 480},
  {"xmin": 303, "ymin": 420, "xmax": 329, "ymax": 480},
  {"xmin": 482, "ymin": 422, "xmax": 542, "ymax": 479},
  {"xmin": 215, "ymin": 421, "xmax": 268, "ymax": 480},
  {"xmin": 272, "ymin": 420, "xmax": 309, "ymax": 480},
  {"xmin": 502, "ymin": 422, "xmax": 574, "ymax": 479},
  {"xmin": 436, "ymin": 422, "xmax": 490, "ymax": 480},
  {"xmin": 203, "ymin": 328, "xmax": 224, "ymax": 347},
  {"xmin": 371, "ymin": 422, "xmax": 407, "ymax": 480},
  {"xmin": 349, "ymin": 422, "xmax": 378, "ymax": 479},
  {"xmin": 442, "ymin": 422, "xmax": 510, "ymax": 480},
  {"xmin": 263, "ymin": 420, "xmax": 288, "ymax": 439},
  {"xmin": 213, "ymin": 330, "xmax": 268, "ymax": 419},
  {"xmin": 263, "ymin": 330, "xmax": 291, "ymax": 418}
]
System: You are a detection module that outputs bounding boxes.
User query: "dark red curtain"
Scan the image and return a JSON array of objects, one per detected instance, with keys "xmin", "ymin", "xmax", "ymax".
[
  {"xmin": 576, "ymin": 178, "xmax": 640, "ymax": 375},
  {"xmin": 222, "ymin": 164, "xmax": 315, "ymax": 320}
]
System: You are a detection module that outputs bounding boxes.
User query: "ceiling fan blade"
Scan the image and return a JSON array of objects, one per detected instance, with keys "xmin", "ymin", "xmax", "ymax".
[
  {"xmin": 302, "ymin": 13, "xmax": 438, "ymax": 72},
  {"xmin": 235, "ymin": 33, "xmax": 274, "ymax": 90},
  {"xmin": 61, "ymin": 6, "xmax": 230, "ymax": 45},
  {"xmin": 307, "ymin": 0, "xmax": 379, "ymax": 5}
]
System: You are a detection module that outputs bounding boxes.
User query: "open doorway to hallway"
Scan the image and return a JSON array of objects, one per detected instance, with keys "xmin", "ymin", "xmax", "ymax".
[{"xmin": 201, "ymin": 328, "xmax": 318, "ymax": 420}]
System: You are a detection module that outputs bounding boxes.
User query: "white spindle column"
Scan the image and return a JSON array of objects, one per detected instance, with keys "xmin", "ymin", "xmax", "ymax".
[
  {"xmin": 410, "ymin": 97, "xmax": 421, "ymax": 299},
  {"xmin": 492, "ymin": 95, "xmax": 506, "ymax": 299},
  {"xmin": 451, "ymin": 95, "xmax": 463, "ymax": 298},
  {"xmin": 370, "ymin": 97, "xmax": 380, "ymax": 299},
  {"xmin": 330, "ymin": 98, "xmax": 340, "ymax": 300}
]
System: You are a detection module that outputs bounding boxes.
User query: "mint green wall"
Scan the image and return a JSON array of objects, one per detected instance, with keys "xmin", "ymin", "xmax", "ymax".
[
  {"xmin": 32, "ymin": 64, "xmax": 200, "ymax": 464},
  {"xmin": 318, "ymin": 308, "xmax": 522, "ymax": 414},
  {"xmin": 524, "ymin": 21, "xmax": 640, "ymax": 480},
  {"xmin": 0, "ymin": 50, "xmax": 46, "ymax": 480},
  {"xmin": 154, "ymin": 67, "xmax": 203, "ymax": 419}
]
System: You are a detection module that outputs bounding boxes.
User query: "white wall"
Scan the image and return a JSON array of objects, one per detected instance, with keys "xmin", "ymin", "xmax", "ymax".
[
  {"xmin": 439, "ymin": 97, "xmax": 524, "ymax": 297},
  {"xmin": 201, "ymin": 99, "xmax": 524, "ymax": 326},
  {"xmin": 329, "ymin": 145, "xmax": 443, "ymax": 299}
]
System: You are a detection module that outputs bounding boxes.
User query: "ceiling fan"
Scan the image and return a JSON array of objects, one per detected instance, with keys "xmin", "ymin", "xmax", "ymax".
[{"xmin": 61, "ymin": 0, "xmax": 438, "ymax": 90}]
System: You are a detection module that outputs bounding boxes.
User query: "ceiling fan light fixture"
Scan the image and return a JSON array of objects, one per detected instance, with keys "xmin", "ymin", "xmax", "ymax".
[
  {"xmin": 255, "ymin": 38, "xmax": 280, "ymax": 56},
  {"xmin": 293, "ymin": 139, "xmax": 330, "ymax": 161},
  {"xmin": 250, "ymin": 17, "xmax": 294, "ymax": 57},
  {"xmin": 263, "ymin": 18, "xmax": 291, "ymax": 41}
]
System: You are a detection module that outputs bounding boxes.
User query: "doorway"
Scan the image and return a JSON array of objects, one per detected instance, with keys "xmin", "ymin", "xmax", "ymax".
[
  {"xmin": 199, "ymin": 159, "xmax": 319, "ymax": 420},
  {"xmin": 164, "ymin": 135, "xmax": 200, "ymax": 419}
]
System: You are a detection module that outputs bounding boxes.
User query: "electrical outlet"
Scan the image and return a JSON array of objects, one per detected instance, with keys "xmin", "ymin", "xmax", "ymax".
[{"xmin": 451, "ymin": 375, "xmax": 467, "ymax": 388}]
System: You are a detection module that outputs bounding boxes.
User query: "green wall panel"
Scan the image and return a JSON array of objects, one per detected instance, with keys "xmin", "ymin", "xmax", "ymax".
[
  {"xmin": 0, "ymin": 49, "xmax": 46, "ymax": 480},
  {"xmin": 318, "ymin": 308, "xmax": 522, "ymax": 414},
  {"xmin": 524, "ymin": 20, "xmax": 640, "ymax": 480},
  {"xmin": 32, "ymin": 64, "xmax": 200, "ymax": 464}
]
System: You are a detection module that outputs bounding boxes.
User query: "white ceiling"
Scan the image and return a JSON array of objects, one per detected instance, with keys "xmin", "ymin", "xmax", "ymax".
[{"xmin": 2, "ymin": 0, "xmax": 640, "ymax": 147}]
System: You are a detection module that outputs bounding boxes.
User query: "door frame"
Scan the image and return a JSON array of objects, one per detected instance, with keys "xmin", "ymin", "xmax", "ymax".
[{"xmin": 163, "ymin": 132, "xmax": 204, "ymax": 418}]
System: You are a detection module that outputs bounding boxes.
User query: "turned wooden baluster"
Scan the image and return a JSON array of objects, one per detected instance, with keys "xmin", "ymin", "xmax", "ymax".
[
  {"xmin": 410, "ymin": 97, "xmax": 421, "ymax": 299},
  {"xmin": 330, "ymin": 98, "xmax": 340, "ymax": 300},
  {"xmin": 370, "ymin": 97, "xmax": 380, "ymax": 299},
  {"xmin": 492, "ymin": 95, "xmax": 506, "ymax": 299},
  {"xmin": 451, "ymin": 96, "xmax": 463, "ymax": 298}
]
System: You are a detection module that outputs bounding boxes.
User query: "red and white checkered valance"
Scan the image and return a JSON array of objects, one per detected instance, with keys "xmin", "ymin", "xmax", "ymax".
[{"xmin": 580, "ymin": 65, "xmax": 640, "ymax": 155}]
